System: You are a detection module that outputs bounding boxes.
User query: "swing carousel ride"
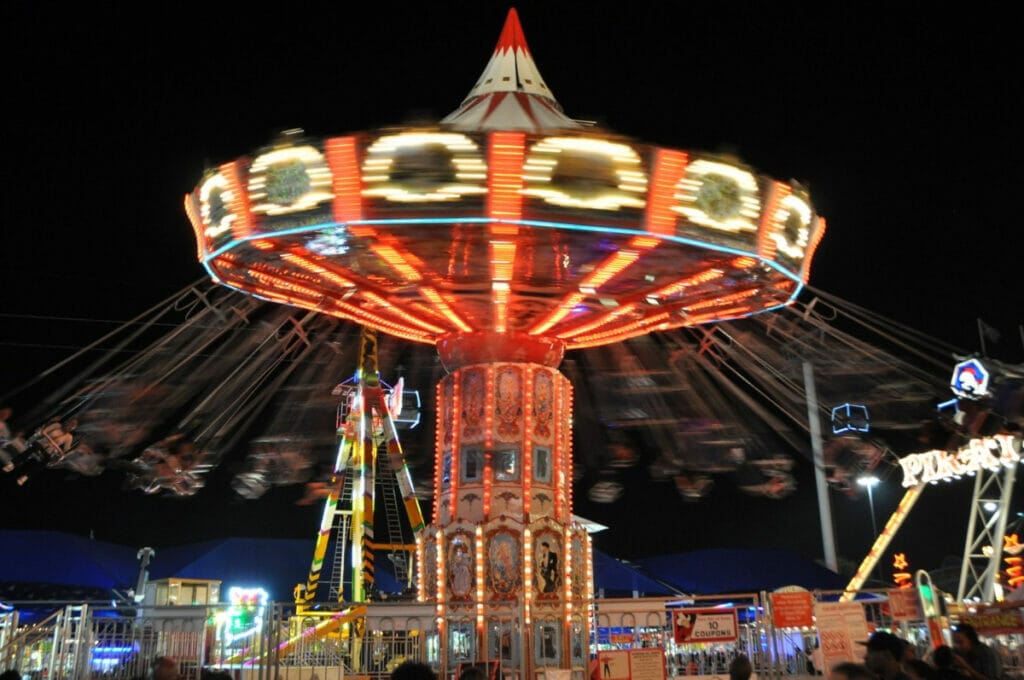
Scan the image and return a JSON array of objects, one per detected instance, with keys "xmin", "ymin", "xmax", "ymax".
[{"xmin": 5, "ymin": 7, "xmax": 1018, "ymax": 674}]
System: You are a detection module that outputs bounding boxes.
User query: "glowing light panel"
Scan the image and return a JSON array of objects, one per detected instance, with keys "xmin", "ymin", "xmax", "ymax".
[
  {"xmin": 675, "ymin": 160, "xmax": 761, "ymax": 233},
  {"xmin": 248, "ymin": 146, "xmax": 334, "ymax": 216},
  {"xmin": 362, "ymin": 132, "xmax": 487, "ymax": 202},
  {"xmin": 521, "ymin": 136, "xmax": 647, "ymax": 210}
]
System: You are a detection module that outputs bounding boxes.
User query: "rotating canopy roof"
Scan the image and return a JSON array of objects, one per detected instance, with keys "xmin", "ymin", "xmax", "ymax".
[{"xmin": 185, "ymin": 11, "xmax": 825, "ymax": 351}]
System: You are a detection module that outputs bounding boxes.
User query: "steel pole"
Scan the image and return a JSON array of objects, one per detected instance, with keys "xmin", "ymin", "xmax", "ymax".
[{"xmin": 803, "ymin": 360, "xmax": 838, "ymax": 573}]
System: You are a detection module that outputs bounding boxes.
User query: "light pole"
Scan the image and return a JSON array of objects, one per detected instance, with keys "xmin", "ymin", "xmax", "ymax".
[
  {"xmin": 858, "ymin": 475, "xmax": 880, "ymax": 538},
  {"xmin": 858, "ymin": 475, "xmax": 881, "ymax": 586}
]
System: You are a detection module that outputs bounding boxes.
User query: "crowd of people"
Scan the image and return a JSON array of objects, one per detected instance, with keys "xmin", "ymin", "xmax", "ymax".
[
  {"xmin": 305, "ymin": 623, "xmax": 1011, "ymax": 680},
  {"xmin": 829, "ymin": 625, "xmax": 1006, "ymax": 680},
  {"xmin": 0, "ymin": 623, "xmax": 1014, "ymax": 680}
]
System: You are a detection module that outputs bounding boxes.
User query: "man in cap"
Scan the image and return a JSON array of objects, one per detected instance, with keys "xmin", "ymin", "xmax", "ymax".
[{"xmin": 863, "ymin": 631, "xmax": 911, "ymax": 680}]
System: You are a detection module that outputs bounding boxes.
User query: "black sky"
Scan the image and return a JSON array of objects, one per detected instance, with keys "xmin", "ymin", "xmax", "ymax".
[{"xmin": 1, "ymin": 2, "xmax": 1021, "ymax": 584}]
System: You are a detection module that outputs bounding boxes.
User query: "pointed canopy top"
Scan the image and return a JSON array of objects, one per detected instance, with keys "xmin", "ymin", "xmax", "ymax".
[{"xmin": 441, "ymin": 8, "xmax": 581, "ymax": 132}]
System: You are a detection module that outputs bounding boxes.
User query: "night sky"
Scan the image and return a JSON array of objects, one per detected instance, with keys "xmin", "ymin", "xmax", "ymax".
[{"xmin": 1, "ymin": 2, "xmax": 1021, "ymax": 588}]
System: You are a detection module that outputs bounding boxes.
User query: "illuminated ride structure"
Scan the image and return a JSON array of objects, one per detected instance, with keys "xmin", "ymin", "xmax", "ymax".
[
  {"xmin": 182, "ymin": 9, "xmax": 828, "ymax": 673},
  {"xmin": 296, "ymin": 327, "xmax": 425, "ymax": 609}
]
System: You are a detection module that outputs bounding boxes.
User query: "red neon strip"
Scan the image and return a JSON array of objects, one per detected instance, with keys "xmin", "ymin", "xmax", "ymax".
[
  {"xmin": 555, "ymin": 375, "xmax": 568, "ymax": 520},
  {"xmin": 450, "ymin": 414, "xmax": 460, "ymax": 523},
  {"xmin": 184, "ymin": 194, "xmax": 206, "ymax": 260},
  {"xmin": 568, "ymin": 310, "xmax": 672, "ymax": 346},
  {"xmin": 629, "ymin": 235, "xmax": 661, "ymax": 250},
  {"xmin": 565, "ymin": 381, "xmax": 574, "ymax": 517},
  {"xmin": 221, "ymin": 161, "xmax": 253, "ymax": 239},
  {"xmin": 731, "ymin": 256, "xmax": 758, "ymax": 269},
  {"xmin": 370, "ymin": 243, "xmax": 424, "ymax": 281},
  {"xmin": 801, "ymin": 216, "xmax": 827, "ymax": 283},
  {"xmin": 348, "ymin": 225, "xmax": 376, "ymax": 238},
  {"xmin": 420, "ymin": 287, "xmax": 473, "ymax": 333},
  {"xmin": 651, "ymin": 268, "xmax": 724, "ymax": 299},
  {"xmin": 528, "ymin": 292, "xmax": 586, "ymax": 336},
  {"xmin": 433, "ymin": 382, "xmax": 444, "ymax": 525},
  {"xmin": 483, "ymin": 366, "xmax": 494, "ymax": 520},
  {"xmin": 580, "ymin": 250, "xmax": 640, "ymax": 289},
  {"xmin": 683, "ymin": 287, "xmax": 760, "ymax": 313},
  {"xmin": 678, "ymin": 305, "xmax": 755, "ymax": 326},
  {"xmin": 490, "ymin": 241, "xmax": 517, "ymax": 282},
  {"xmin": 493, "ymin": 285, "xmax": 510, "ymax": 334},
  {"xmin": 325, "ymin": 136, "xmax": 363, "ymax": 223},
  {"xmin": 577, "ymin": 237, "xmax": 657, "ymax": 292},
  {"xmin": 488, "ymin": 132, "xmax": 526, "ymax": 221},
  {"xmin": 450, "ymin": 378, "xmax": 461, "ymax": 524},
  {"xmin": 523, "ymin": 365, "xmax": 533, "ymax": 519},
  {"xmin": 644, "ymin": 149, "xmax": 689, "ymax": 236},
  {"xmin": 558, "ymin": 303, "xmax": 638, "ymax": 340},
  {"xmin": 236, "ymin": 264, "xmax": 434, "ymax": 344},
  {"xmin": 281, "ymin": 251, "xmax": 446, "ymax": 335},
  {"xmin": 757, "ymin": 181, "xmax": 788, "ymax": 261}
]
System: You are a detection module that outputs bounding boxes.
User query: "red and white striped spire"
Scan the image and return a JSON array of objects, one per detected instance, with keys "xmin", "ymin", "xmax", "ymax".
[{"xmin": 441, "ymin": 8, "xmax": 581, "ymax": 133}]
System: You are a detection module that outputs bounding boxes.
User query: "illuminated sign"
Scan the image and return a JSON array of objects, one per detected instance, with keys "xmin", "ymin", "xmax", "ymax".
[
  {"xmin": 248, "ymin": 146, "xmax": 334, "ymax": 216},
  {"xmin": 193, "ymin": 131, "xmax": 818, "ymax": 243},
  {"xmin": 672, "ymin": 608, "xmax": 738, "ymax": 643},
  {"xmin": 770, "ymin": 193, "xmax": 814, "ymax": 259},
  {"xmin": 361, "ymin": 132, "xmax": 487, "ymax": 203},
  {"xmin": 1005, "ymin": 534, "xmax": 1024, "ymax": 589},
  {"xmin": 831, "ymin": 403, "xmax": 870, "ymax": 434},
  {"xmin": 674, "ymin": 160, "xmax": 761, "ymax": 233},
  {"xmin": 521, "ymin": 136, "xmax": 647, "ymax": 210},
  {"xmin": 199, "ymin": 172, "xmax": 236, "ymax": 239},
  {"xmin": 951, "ymin": 358, "xmax": 991, "ymax": 399},
  {"xmin": 898, "ymin": 434, "xmax": 1021, "ymax": 487},
  {"xmin": 892, "ymin": 553, "xmax": 911, "ymax": 589},
  {"xmin": 958, "ymin": 608, "xmax": 1024, "ymax": 635},
  {"xmin": 222, "ymin": 587, "xmax": 269, "ymax": 644}
]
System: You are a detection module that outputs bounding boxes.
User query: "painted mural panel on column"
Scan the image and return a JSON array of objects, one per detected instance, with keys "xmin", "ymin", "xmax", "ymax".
[{"xmin": 486, "ymin": 528, "xmax": 522, "ymax": 599}]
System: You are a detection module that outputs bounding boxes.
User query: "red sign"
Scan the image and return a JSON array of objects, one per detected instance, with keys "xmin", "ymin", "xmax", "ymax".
[
  {"xmin": 771, "ymin": 591, "xmax": 814, "ymax": 628},
  {"xmin": 958, "ymin": 608, "xmax": 1024, "ymax": 635},
  {"xmin": 887, "ymin": 589, "xmax": 923, "ymax": 621},
  {"xmin": 672, "ymin": 608, "xmax": 738, "ymax": 644}
]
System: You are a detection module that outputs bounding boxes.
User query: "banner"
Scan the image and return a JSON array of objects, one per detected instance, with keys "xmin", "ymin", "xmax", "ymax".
[
  {"xmin": 593, "ymin": 650, "xmax": 631, "ymax": 680},
  {"xmin": 628, "ymin": 648, "xmax": 667, "ymax": 680},
  {"xmin": 672, "ymin": 608, "xmax": 738, "ymax": 644},
  {"xmin": 959, "ymin": 608, "xmax": 1024, "ymax": 635},
  {"xmin": 772, "ymin": 591, "xmax": 814, "ymax": 628},
  {"xmin": 815, "ymin": 602, "xmax": 869, "ymax": 672},
  {"xmin": 887, "ymin": 588, "xmax": 923, "ymax": 621},
  {"xmin": 592, "ymin": 649, "xmax": 668, "ymax": 680}
]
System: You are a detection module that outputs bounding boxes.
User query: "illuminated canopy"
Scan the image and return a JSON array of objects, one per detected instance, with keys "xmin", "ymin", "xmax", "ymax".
[{"xmin": 184, "ymin": 11, "xmax": 825, "ymax": 352}]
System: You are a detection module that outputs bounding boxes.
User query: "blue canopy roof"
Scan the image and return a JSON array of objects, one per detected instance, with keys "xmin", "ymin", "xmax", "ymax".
[
  {"xmin": 0, "ymin": 530, "xmax": 138, "ymax": 589},
  {"xmin": 591, "ymin": 550, "xmax": 679, "ymax": 596},
  {"xmin": 0, "ymin": 532, "xmax": 837, "ymax": 601},
  {"xmin": 637, "ymin": 549, "xmax": 842, "ymax": 593}
]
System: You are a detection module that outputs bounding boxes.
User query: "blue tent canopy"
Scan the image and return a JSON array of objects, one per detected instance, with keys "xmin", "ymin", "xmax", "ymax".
[
  {"xmin": 0, "ymin": 532, "xmax": 839, "ymax": 601},
  {"xmin": 637, "ymin": 549, "xmax": 842, "ymax": 594},
  {"xmin": 591, "ymin": 550, "xmax": 679, "ymax": 596},
  {"xmin": 0, "ymin": 530, "xmax": 138, "ymax": 589}
]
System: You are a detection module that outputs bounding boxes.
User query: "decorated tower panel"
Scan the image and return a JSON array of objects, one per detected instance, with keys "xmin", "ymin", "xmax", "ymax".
[{"xmin": 431, "ymin": 363, "xmax": 571, "ymax": 527}]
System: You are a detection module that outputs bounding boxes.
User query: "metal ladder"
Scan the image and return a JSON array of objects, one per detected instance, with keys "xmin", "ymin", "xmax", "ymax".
[
  {"xmin": 326, "ymin": 472, "xmax": 355, "ymax": 602},
  {"xmin": 377, "ymin": 451, "xmax": 410, "ymax": 585}
]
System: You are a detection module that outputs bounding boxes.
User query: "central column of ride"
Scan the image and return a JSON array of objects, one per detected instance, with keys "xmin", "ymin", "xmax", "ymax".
[{"xmin": 419, "ymin": 332, "xmax": 592, "ymax": 673}]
